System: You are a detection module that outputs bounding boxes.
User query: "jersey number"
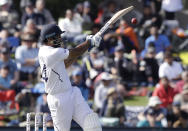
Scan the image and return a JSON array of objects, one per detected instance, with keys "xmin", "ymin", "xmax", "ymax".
[{"xmin": 42, "ymin": 64, "xmax": 48, "ymax": 82}]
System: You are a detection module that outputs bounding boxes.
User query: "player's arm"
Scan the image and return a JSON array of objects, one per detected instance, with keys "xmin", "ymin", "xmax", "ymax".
[
  {"xmin": 64, "ymin": 40, "xmax": 90, "ymax": 68},
  {"xmin": 64, "ymin": 35, "xmax": 101, "ymax": 68}
]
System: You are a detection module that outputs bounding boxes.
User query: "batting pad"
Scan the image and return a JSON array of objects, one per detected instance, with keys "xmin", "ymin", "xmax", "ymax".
[{"xmin": 83, "ymin": 113, "xmax": 102, "ymax": 131}]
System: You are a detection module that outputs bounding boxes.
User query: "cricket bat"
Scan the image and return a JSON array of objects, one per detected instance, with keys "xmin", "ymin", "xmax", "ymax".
[{"xmin": 96, "ymin": 6, "xmax": 134, "ymax": 36}]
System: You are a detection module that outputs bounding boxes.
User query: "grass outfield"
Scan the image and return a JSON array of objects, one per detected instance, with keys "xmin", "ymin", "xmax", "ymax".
[{"xmin": 124, "ymin": 96, "xmax": 148, "ymax": 106}]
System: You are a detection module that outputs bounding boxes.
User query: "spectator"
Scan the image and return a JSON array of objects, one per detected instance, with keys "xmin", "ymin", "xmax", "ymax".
[
  {"xmin": 114, "ymin": 45, "xmax": 132, "ymax": 86},
  {"xmin": 137, "ymin": 96, "xmax": 165, "ymax": 127},
  {"xmin": 0, "ymin": 30, "xmax": 20, "ymax": 50},
  {"xmin": 82, "ymin": 47, "xmax": 100, "ymax": 81},
  {"xmin": 116, "ymin": 20, "xmax": 140, "ymax": 52},
  {"xmin": 0, "ymin": 47, "xmax": 19, "ymax": 90},
  {"xmin": 15, "ymin": 33, "xmax": 39, "ymax": 82},
  {"xmin": 139, "ymin": 5, "xmax": 162, "ymax": 39},
  {"xmin": 0, "ymin": 0, "xmax": 19, "ymax": 34},
  {"xmin": 144, "ymin": 25, "xmax": 171, "ymax": 56},
  {"xmin": 71, "ymin": 69, "xmax": 89, "ymax": 101},
  {"xmin": 34, "ymin": 0, "xmax": 55, "ymax": 24},
  {"xmin": 94, "ymin": 72, "xmax": 113, "ymax": 112},
  {"xmin": 0, "ymin": 64, "xmax": 19, "ymax": 111},
  {"xmin": 153, "ymin": 76, "xmax": 176, "ymax": 108},
  {"xmin": 59, "ymin": 9, "xmax": 86, "ymax": 44},
  {"xmin": 100, "ymin": 88, "xmax": 125, "ymax": 125},
  {"xmin": 162, "ymin": 0, "xmax": 183, "ymax": 20},
  {"xmin": 143, "ymin": 46, "xmax": 159, "ymax": 86},
  {"xmin": 174, "ymin": 71, "xmax": 188, "ymax": 94},
  {"xmin": 82, "ymin": 1, "xmax": 92, "ymax": 29},
  {"xmin": 0, "ymin": 39, "xmax": 10, "ymax": 49},
  {"xmin": 21, "ymin": 1, "xmax": 46, "ymax": 28},
  {"xmin": 22, "ymin": 19, "xmax": 41, "ymax": 41},
  {"xmin": 167, "ymin": 101, "xmax": 188, "ymax": 128},
  {"xmin": 102, "ymin": 24, "xmax": 118, "ymax": 55},
  {"xmin": 173, "ymin": 84, "xmax": 188, "ymax": 113},
  {"xmin": 101, "ymin": 1, "xmax": 117, "ymax": 25},
  {"xmin": 159, "ymin": 51, "xmax": 183, "ymax": 82}
]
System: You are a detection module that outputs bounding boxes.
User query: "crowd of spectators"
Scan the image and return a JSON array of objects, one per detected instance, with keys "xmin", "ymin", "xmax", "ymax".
[{"xmin": 0, "ymin": 0, "xmax": 188, "ymax": 128}]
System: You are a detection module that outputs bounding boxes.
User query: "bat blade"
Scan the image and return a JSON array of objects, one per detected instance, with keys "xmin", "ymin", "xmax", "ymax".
[{"xmin": 97, "ymin": 6, "xmax": 134, "ymax": 36}]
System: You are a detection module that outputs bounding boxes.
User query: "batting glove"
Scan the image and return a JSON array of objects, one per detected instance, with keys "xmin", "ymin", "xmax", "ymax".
[{"xmin": 86, "ymin": 34, "xmax": 102, "ymax": 47}]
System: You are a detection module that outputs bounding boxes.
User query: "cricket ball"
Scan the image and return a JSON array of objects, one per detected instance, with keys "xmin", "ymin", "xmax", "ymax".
[{"xmin": 131, "ymin": 18, "xmax": 137, "ymax": 24}]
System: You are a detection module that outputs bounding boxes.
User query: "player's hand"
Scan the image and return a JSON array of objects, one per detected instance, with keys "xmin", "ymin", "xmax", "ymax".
[{"xmin": 86, "ymin": 34, "xmax": 102, "ymax": 47}]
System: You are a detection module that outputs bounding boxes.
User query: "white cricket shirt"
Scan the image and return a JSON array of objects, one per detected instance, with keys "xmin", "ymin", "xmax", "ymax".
[{"xmin": 38, "ymin": 45, "xmax": 72, "ymax": 94}]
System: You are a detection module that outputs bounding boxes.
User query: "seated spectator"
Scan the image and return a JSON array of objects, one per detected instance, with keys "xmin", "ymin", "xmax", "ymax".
[
  {"xmin": 143, "ymin": 25, "xmax": 171, "ymax": 57},
  {"xmin": 162, "ymin": 0, "xmax": 183, "ymax": 20},
  {"xmin": 0, "ymin": 38, "xmax": 10, "ymax": 50},
  {"xmin": 21, "ymin": 1, "xmax": 46, "ymax": 28},
  {"xmin": 153, "ymin": 76, "xmax": 176, "ymax": 108},
  {"xmin": 116, "ymin": 20, "xmax": 139, "ymax": 51},
  {"xmin": 59, "ymin": 9, "xmax": 86, "ymax": 44},
  {"xmin": 94, "ymin": 72, "xmax": 113, "ymax": 112},
  {"xmin": 137, "ymin": 96, "xmax": 166, "ymax": 127},
  {"xmin": 0, "ymin": 0, "xmax": 19, "ymax": 34},
  {"xmin": 34, "ymin": 0, "xmax": 55, "ymax": 24},
  {"xmin": 139, "ymin": 5, "xmax": 162, "ymax": 39},
  {"xmin": 170, "ymin": 101, "xmax": 188, "ymax": 128},
  {"xmin": 22, "ymin": 19, "xmax": 41, "ymax": 41},
  {"xmin": 15, "ymin": 33, "xmax": 39, "ymax": 82},
  {"xmin": 174, "ymin": 71, "xmax": 188, "ymax": 94},
  {"xmin": 142, "ymin": 46, "xmax": 159, "ymax": 86},
  {"xmin": 173, "ymin": 84, "xmax": 188, "ymax": 113},
  {"xmin": 159, "ymin": 51, "xmax": 183, "ymax": 82},
  {"xmin": 71, "ymin": 69, "xmax": 89, "ymax": 101},
  {"xmin": 114, "ymin": 45, "xmax": 132, "ymax": 86},
  {"xmin": 82, "ymin": 1, "xmax": 92, "ymax": 30},
  {"xmin": 82, "ymin": 47, "xmax": 100, "ymax": 81},
  {"xmin": 100, "ymin": 88, "xmax": 125, "ymax": 125},
  {"xmin": 101, "ymin": 1, "xmax": 117, "ymax": 25},
  {"xmin": 0, "ymin": 30, "xmax": 20, "ymax": 50},
  {"xmin": 0, "ymin": 64, "xmax": 19, "ymax": 111},
  {"xmin": 0, "ymin": 47, "xmax": 19, "ymax": 92},
  {"xmin": 102, "ymin": 24, "xmax": 118, "ymax": 55},
  {"xmin": 130, "ymin": 50, "xmax": 147, "ymax": 87}
]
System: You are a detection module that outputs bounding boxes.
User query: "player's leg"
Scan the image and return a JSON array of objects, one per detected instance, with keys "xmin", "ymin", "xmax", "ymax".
[
  {"xmin": 72, "ymin": 87, "xmax": 102, "ymax": 131},
  {"xmin": 47, "ymin": 91, "xmax": 74, "ymax": 131}
]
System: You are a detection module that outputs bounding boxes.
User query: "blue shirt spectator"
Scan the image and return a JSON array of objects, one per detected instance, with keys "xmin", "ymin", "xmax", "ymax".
[
  {"xmin": 145, "ymin": 34, "xmax": 170, "ymax": 53},
  {"xmin": 71, "ymin": 69, "xmax": 89, "ymax": 100},
  {"xmin": 0, "ymin": 47, "xmax": 19, "ymax": 86},
  {"xmin": 0, "ymin": 64, "xmax": 11, "ymax": 89},
  {"xmin": 0, "ymin": 49, "xmax": 17, "ymax": 79},
  {"xmin": 15, "ymin": 33, "xmax": 39, "ymax": 81},
  {"xmin": 142, "ymin": 25, "xmax": 171, "ymax": 57}
]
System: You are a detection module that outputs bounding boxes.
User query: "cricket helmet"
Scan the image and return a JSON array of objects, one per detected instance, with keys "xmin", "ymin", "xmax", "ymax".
[{"xmin": 40, "ymin": 24, "xmax": 65, "ymax": 48}]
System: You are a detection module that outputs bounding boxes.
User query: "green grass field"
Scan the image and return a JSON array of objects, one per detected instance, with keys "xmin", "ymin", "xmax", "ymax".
[{"xmin": 124, "ymin": 96, "xmax": 149, "ymax": 106}]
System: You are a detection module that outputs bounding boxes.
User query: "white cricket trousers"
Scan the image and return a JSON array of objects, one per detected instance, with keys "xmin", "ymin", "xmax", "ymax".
[{"xmin": 47, "ymin": 86, "xmax": 93, "ymax": 131}]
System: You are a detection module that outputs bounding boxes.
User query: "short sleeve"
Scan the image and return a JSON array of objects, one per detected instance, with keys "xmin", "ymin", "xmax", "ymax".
[{"xmin": 46, "ymin": 48, "xmax": 69, "ymax": 66}]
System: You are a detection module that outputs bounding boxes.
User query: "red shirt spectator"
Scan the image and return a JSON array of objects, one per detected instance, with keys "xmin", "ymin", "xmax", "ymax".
[{"xmin": 153, "ymin": 77, "xmax": 176, "ymax": 108}]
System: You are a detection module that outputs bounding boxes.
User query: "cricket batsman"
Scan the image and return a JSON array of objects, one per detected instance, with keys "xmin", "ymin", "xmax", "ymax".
[{"xmin": 38, "ymin": 23, "xmax": 102, "ymax": 131}]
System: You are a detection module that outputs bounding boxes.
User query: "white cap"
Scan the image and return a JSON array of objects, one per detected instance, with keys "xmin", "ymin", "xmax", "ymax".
[
  {"xmin": 101, "ymin": 72, "xmax": 113, "ymax": 81},
  {"xmin": 148, "ymin": 96, "xmax": 162, "ymax": 107},
  {"xmin": 0, "ymin": 0, "xmax": 9, "ymax": 6}
]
